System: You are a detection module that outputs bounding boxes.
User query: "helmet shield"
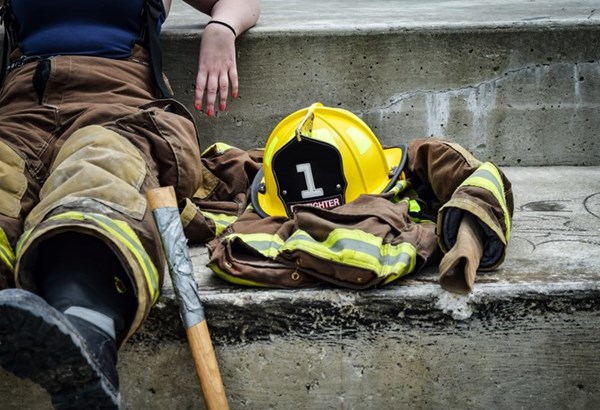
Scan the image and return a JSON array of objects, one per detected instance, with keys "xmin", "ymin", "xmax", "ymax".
[{"xmin": 272, "ymin": 137, "xmax": 347, "ymax": 217}]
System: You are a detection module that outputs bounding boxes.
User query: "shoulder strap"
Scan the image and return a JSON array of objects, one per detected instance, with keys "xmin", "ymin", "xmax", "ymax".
[
  {"xmin": 144, "ymin": 0, "xmax": 173, "ymax": 98},
  {"xmin": 0, "ymin": 0, "xmax": 15, "ymax": 87}
]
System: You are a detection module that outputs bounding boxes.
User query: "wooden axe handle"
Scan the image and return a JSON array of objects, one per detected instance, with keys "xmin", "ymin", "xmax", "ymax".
[{"xmin": 147, "ymin": 186, "xmax": 229, "ymax": 410}]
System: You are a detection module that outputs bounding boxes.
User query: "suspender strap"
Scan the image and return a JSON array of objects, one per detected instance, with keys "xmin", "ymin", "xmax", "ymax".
[
  {"xmin": 1, "ymin": 27, "xmax": 7, "ymax": 87},
  {"xmin": 0, "ymin": 0, "xmax": 15, "ymax": 87},
  {"xmin": 144, "ymin": 0, "xmax": 173, "ymax": 98}
]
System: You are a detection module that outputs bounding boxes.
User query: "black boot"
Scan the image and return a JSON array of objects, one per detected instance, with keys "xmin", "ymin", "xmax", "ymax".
[
  {"xmin": 0, "ymin": 288, "xmax": 120, "ymax": 409},
  {"xmin": 1, "ymin": 232, "xmax": 137, "ymax": 409}
]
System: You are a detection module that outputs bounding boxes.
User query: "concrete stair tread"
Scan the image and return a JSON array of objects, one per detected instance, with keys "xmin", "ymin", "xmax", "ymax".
[
  {"xmin": 150, "ymin": 165, "xmax": 600, "ymax": 333},
  {"xmin": 165, "ymin": 0, "xmax": 600, "ymax": 33}
]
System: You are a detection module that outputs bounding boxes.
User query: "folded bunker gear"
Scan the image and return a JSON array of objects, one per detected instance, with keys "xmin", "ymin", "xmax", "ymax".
[{"xmin": 189, "ymin": 104, "xmax": 514, "ymax": 291}]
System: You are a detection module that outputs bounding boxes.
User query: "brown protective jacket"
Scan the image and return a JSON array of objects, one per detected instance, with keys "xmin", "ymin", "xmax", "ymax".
[{"xmin": 185, "ymin": 138, "xmax": 514, "ymax": 289}]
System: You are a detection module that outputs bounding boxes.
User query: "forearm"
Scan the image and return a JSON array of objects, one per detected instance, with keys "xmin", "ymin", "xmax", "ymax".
[
  {"xmin": 184, "ymin": 0, "xmax": 260, "ymax": 37},
  {"xmin": 212, "ymin": 0, "xmax": 259, "ymax": 37}
]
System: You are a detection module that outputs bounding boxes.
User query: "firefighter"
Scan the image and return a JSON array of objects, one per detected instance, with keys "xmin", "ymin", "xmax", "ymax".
[
  {"xmin": 188, "ymin": 103, "xmax": 513, "ymax": 293},
  {"xmin": 0, "ymin": 0, "xmax": 259, "ymax": 408}
]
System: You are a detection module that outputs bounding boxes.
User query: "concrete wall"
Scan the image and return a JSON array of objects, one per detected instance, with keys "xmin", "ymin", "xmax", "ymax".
[{"xmin": 163, "ymin": 23, "xmax": 600, "ymax": 166}]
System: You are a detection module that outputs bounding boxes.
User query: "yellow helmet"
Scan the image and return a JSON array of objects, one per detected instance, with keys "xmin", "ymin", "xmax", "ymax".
[{"xmin": 251, "ymin": 103, "xmax": 407, "ymax": 218}]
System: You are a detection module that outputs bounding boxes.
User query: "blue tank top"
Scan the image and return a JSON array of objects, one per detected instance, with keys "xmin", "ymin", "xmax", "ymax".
[{"xmin": 12, "ymin": 0, "xmax": 163, "ymax": 58}]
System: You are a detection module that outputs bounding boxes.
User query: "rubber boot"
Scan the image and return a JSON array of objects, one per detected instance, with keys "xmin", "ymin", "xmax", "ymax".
[
  {"xmin": 36, "ymin": 232, "xmax": 137, "ymax": 338},
  {"xmin": 0, "ymin": 288, "xmax": 120, "ymax": 409},
  {"xmin": 438, "ymin": 213, "xmax": 485, "ymax": 294},
  {"xmin": 0, "ymin": 232, "xmax": 136, "ymax": 409}
]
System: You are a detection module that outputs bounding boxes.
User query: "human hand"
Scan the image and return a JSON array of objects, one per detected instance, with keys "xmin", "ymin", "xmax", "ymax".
[{"xmin": 194, "ymin": 22, "xmax": 238, "ymax": 116}]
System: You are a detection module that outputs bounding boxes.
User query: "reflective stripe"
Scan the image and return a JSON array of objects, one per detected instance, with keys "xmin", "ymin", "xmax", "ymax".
[
  {"xmin": 225, "ymin": 232, "xmax": 285, "ymax": 259},
  {"xmin": 227, "ymin": 227, "xmax": 417, "ymax": 284},
  {"xmin": 282, "ymin": 229, "xmax": 417, "ymax": 278},
  {"xmin": 0, "ymin": 227, "xmax": 15, "ymax": 272},
  {"xmin": 202, "ymin": 142, "xmax": 234, "ymax": 156},
  {"xmin": 388, "ymin": 180, "xmax": 421, "ymax": 214},
  {"xmin": 459, "ymin": 162, "xmax": 511, "ymax": 240},
  {"xmin": 388, "ymin": 179, "xmax": 409, "ymax": 199},
  {"xmin": 382, "ymin": 251, "xmax": 412, "ymax": 284},
  {"xmin": 408, "ymin": 198, "xmax": 421, "ymax": 214},
  {"xmin": 17, "ymin": 211, "xmax": 160, "ymax": 303},
  {"xmin": 208, "ymin": 263, "xmax": 270, "ymax": 287},
  {"xmin": 199, "ymin": 210, "xmax": 237, "ymax": 236}
]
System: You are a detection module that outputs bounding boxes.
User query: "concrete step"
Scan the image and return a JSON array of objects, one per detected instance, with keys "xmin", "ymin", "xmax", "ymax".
[
  {"xmin": 125, "ymin": 166, "xmax": 599, "ymax": 410},
  {"xmin": 0, "ymin": 1, "xmax": 597, "ymax": 165},
  {"xmin": 2, "ymin": 1, "xmax": 600, "ymax": 409},
  {"xmin": 2, "ymin": 165, "xmax": 599, "ymax": 408},
  {"xmin": 162, "ymin": 0, "xmax": 600, "ymax": 167}
]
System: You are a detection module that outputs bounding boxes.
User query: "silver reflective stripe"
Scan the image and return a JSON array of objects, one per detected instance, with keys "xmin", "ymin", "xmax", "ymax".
[{"xmin": 64, "ymin": 306, "xmax": 116, "ymax": 339}]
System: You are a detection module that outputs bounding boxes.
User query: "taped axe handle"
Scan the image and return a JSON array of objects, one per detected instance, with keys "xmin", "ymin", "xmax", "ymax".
[{"xmin": 147, "ymin": 186, "xmax": 229, "ymax": 410}]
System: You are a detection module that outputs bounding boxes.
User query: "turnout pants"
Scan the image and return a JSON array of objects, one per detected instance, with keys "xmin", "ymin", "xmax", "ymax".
[{"xmin": 0, "ymin": 47, "xmax": 202, "ymax": 345}]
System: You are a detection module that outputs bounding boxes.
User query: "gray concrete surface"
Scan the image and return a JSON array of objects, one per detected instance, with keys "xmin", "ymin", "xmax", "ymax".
[
  {"xmin": 1, "ymin": 1, "xmax": 598, "ymax": 164},
  {"xmin": 2, "ymin": 166, "xmax": 599, "ymax": 408},
  {"xmin": 1, "ymin": 1, "xmax": 600, "ymax": 409},
  {"xmin": 123, "ymin": 165, "xmax": 600, "ymax": 410},
  {"xmin": 166, "ymin": 0, "xmax": 600, "ymax": 32},
  {"xmin": 161, "ymin": 0, "xmax": 600, "ymax": 166}
]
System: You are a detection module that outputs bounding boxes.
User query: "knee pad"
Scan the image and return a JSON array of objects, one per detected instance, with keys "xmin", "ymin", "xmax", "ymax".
[{"xmin": 25, "ymin": 125, "xmax": 148, "ymax": 230}]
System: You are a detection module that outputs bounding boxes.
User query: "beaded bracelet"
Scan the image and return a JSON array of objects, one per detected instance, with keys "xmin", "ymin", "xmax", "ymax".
[{"xmin": 205, "ymin": 20, "xmax": 237, "ymax": 37}]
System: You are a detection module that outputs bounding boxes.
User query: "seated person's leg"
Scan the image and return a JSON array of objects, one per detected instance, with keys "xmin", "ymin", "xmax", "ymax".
[{"xmin": 0, "ymin": 232, "xmax": 137, "ymax": 409}]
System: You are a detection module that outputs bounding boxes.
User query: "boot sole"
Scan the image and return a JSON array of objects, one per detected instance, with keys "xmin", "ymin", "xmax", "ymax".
[{"xmin": 0, "ymin": 289, "xmax": 120, "ymax": 409}]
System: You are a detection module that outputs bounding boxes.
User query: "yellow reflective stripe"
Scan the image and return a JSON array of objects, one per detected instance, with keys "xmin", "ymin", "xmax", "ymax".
[
  {"xmin": 20, "ymin": 211, "xmax": 160, "ymax": 304},
  {"xmin": 225, "ymin": 232, "xmax": 284, "ymax": 259},
  {"xmin": 408, "ymin": 198, "xmax": 421, "ymax": 213},
  {"xmin": 200, "ymin": 210, "xmax": 237, "ymax": 236},
  {"xmin": 15, "ymin": 228, "xmax": 32, "ymax": 256},
  {"xmin": 0, "ymin": 228, "xmax": 15, "ymax": 271},
  {"xmin": 460, "ymin": 162, "xmax": 512, "ymax": 240},
  {"xmin": 202, "ymin": 142, "xmax": 234, "ymax": 156},
  {"xmin": 388, "ymin": 179, "xmax": 409, "ymax": 199},
  {"xmin": 208, "ymin": 263, "xmax": 270, "ymax": 287},
  {"xmin": 282, "ymin": 228, "xmax": 417, "ymax": 278}
]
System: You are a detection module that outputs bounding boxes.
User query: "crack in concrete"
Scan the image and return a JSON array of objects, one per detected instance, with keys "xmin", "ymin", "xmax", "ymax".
[{"xmin": 364, "ymin": 60, "xmax": 597, "ymax": 114}]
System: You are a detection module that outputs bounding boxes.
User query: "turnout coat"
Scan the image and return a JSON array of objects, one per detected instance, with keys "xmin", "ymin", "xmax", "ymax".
[{"xmin": 183, "ymin": 138, "xmax": 514, "ymax": 290}]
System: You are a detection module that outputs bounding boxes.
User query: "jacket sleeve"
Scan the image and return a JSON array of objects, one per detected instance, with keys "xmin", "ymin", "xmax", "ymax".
[
  {"xmin": 181, "ymin": 143, "xmax": 263, "ymax": 243},
  {"xmin": 405, "ymin": 138, "xmax": 514, "ymax": 270}
]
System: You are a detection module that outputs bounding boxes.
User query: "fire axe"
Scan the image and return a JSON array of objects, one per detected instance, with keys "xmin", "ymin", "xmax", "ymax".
[{"xmin": 147, "ymin": 186, "xmax": 229, "ymax": 410}]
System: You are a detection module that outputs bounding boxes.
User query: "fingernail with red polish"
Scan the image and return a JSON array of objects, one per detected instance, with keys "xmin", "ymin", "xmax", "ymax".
[
  {"xmin": 219, "ymin": 103, "xmax": 226, "ymax": 112},
  {"xmin": 207, "ymin": 108, "xmax": 214, "ymax": 117},
  {"xmin": 195, "ymin": 103, "xmax": 201, "ymax": 111},
  {"xmin": 232, "ymin": 91, "xmax": 238, "ymax": 99}
]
